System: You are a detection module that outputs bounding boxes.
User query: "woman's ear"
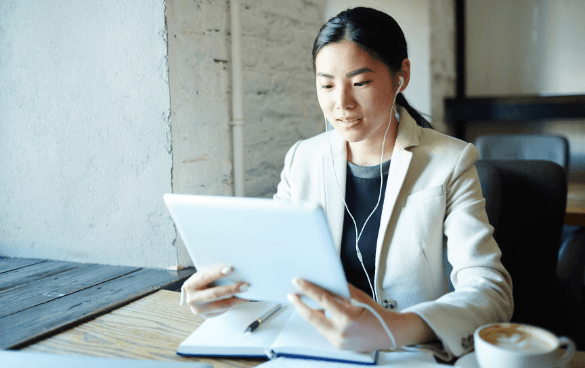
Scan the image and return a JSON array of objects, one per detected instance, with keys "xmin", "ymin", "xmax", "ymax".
[{"xmin": 398, "ymin": 59, "xmax": 411, "ymax": 93}]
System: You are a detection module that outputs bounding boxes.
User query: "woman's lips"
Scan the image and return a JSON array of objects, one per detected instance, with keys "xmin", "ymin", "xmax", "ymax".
[{"xmin": 337, "ymin": 118, "xmax": 362, "ymax": 128}]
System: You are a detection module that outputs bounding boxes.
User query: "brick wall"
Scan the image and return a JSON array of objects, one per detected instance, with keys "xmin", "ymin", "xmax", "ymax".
[
  {"xmin": 167, "ymin": 0, "xmax": 325, "ymax": 199},
  {"xmin": 166, "ymin": 0, "xmax": 326, "ymax": 266},
  {"xmin": 240, "ymin": 0, "xmax": 325, "ymax": 197}
]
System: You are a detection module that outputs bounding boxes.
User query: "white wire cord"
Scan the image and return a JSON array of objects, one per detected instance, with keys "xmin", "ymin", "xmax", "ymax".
[
  {"xmin": 350, "ymin": 298, "xmax": 397, "ymax": 350},
  {"xmin": 324, "ymin": 82, "xmax": 402, "ymax": 351},
  {"xmin": 326, "ymin": 122, "xmax": 389, "ymax": 303},
  {"xmin": 324, "ymin": 87, "xmax": 400, "ymax": 303}
]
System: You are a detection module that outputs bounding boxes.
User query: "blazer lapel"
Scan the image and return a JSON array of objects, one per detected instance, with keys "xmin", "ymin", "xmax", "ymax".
[
  {"xmin": 322, "ymin": 130, "xmax": 347, "ymax": 254},
  {"xmin": 374, "ymin": 110, "xmax": 420, "ymax": 284}
]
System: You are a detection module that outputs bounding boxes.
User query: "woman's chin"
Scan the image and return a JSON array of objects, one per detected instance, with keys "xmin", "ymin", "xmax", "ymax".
[
  {"xmin": 330, "ymin": 124, "xmax": 361, "ymax": 141},
  {"xmin": 337, "ymin": 131, "xmax": 367, "ymax": 143}
]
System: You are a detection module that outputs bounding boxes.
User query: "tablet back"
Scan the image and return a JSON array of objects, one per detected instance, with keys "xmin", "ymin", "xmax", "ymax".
[{"xmin": 164, "ymin": 194, "xmax": 349, "ymax": 306}]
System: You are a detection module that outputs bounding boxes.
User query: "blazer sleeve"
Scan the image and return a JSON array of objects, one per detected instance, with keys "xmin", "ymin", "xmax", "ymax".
[
  {"xmin": 273, "ymin": 140, "xmax": 302, "ymax": 203},
  {"xmin": 402, "ymin": 143, "xmax": 514, "ymax": 358}
]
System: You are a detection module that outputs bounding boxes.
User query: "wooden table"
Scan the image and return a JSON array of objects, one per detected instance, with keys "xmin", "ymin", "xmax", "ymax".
[
  {"xmin": 20, "ymin": 290, "xmax": 264, "ymax": 368},
  {"xmin": 18, "ymin": 290, "xmax": 585, "ymax": 367},
  {"xmin": 567, "ymin": 183, "xmax": 585, "ymax": 226},
  {"xmin": 0, "ymin": 257, "xmax": 194, "ymax": 350}
]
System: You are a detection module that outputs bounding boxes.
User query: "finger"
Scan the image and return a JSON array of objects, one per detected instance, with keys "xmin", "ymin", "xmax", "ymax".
[
  {"xmin": 287, "ymin": 292, "xmax": 333, "ymax": 332},
  {"xmin": 347, "ymin": 283, "xmax": 372, "ymax": 304},
  {"xmin": 183, "ymin": 265, "xmax": 234, "ymax": 292},
  {"xmin": 346, "ymin": 283, "xmax": 386, "ymax": 317},
  {"xmin": 188, "ymin": 281, "xmax": 249, "ymax": 304},
  {"xmin": 288, "ymin": 293, "xmax": 351, "ymax": 350},
  {"xmin": 292, "ymin": 278, "xmax": 350, "ymax": 315}
]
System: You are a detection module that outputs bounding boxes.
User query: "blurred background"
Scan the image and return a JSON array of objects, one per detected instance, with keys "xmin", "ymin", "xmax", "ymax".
[{"xmin": 1, "ymin": 0, "xmax": 583, "ymax": 269}]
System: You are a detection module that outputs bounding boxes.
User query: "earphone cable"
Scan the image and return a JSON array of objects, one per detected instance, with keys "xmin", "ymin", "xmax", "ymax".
[
  {"xmin": 322, "ymin": 79, "xmax": 403, "ymax": 351},
  {"xmin": 325, "ymin": 83, "xmax": 401, "ymax": 302}
]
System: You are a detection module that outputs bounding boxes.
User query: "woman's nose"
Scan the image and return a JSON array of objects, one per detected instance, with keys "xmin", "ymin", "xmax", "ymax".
[{"xmin": 336, "ymin": 86, "xmax": 356, "ymax": 110}]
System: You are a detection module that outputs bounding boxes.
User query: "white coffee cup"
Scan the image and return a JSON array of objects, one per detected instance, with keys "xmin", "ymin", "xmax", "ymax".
[{"xmin": 474, "ymin": 322, "xmax": 575, "ymax": 368}]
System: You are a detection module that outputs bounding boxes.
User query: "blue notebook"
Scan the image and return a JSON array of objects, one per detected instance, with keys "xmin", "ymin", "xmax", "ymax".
[{"xmin": 177, "ymin": 302, "xmax": 378, "ymax": 365}]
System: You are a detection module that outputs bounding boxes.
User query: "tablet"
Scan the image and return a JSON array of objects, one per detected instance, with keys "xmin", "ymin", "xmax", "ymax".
[{"xmin": 164, "ymin": 194, "xmax": 350, "ymax": 307}]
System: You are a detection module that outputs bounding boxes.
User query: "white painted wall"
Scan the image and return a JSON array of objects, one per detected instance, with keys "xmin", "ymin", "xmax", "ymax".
[
  {"xmin": 466, "ymin": 0, "xmax": 585, "ymax": 97},
  {"xmin": 324, "ymin": 0, "xmax": 431, "ymax": 118},
  {"xmin": 536, "ymin": 0, "xmax": 585, "ymax": 96},
  {"xmin": 0, "ymin": 0, "xmax": 341, "ymax": 268},
  {"xmin": 465, "ymin": 0, "xmax": 585, "ymax": 183},
  {"xmin": 0, "ymin": 1, "xmax": 176, "ymax": 267},
  {"xmin": 429, "ymin": 0, "xmax": 455, "ymax": 134}
]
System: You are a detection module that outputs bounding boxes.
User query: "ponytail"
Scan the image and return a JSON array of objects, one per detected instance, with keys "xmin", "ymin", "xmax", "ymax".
[{"xmin": 396, "ymin": 93, "xmax": 433, "ymax": 129}]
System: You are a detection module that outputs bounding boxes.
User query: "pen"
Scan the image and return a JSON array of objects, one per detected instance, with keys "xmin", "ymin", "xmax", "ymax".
[{"xmin": 244, "ymin": 304, "xmax": 282, "ymax": 333}]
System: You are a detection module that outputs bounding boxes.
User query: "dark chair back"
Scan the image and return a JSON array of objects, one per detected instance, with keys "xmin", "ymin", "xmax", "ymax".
[
  {"xmin": 476, "ymin": 160, "xmax": 567, "ymax": 333},
  {"xmin": 475, "ymin": 134, "xmax": 570, "ymax": 173}
]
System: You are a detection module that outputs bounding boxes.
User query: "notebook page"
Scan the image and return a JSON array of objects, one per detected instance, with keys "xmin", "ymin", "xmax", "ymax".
[
  {"xmin": 270, "ymin": 310, "xmax": 376, "ymax": 364},
  {"xmin": 178, "ymin": 302, "xmax": 293, "ymax": 357}
]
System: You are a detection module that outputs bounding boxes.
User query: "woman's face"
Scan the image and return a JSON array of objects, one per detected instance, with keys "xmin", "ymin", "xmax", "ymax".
[{"xmin": 315, "ymin": 40, "xmax": 399, "ymax": 144}]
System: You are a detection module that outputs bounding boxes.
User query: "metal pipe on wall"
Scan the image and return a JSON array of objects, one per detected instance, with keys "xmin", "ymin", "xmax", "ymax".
[{"xmin": 230, "ymin": 0, "xmax": 245, "ymax": 197}]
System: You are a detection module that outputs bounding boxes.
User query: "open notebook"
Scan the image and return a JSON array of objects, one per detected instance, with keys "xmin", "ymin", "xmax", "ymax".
[{"xmin": 177, "ymin": 302, "xmax": 378, "ymax": 365}]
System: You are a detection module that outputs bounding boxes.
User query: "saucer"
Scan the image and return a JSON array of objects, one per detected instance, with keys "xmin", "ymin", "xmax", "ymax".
[
  {"xmin": 454, "ymin": 352, "xmax": 570, "ymax": 368},
  {"xmin": 454, "ymin": 352, "xmax": 479, "ymax": 368}
]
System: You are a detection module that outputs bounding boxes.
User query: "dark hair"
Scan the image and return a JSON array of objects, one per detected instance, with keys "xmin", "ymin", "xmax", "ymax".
[{"xmin": 312, "ymin": 7, "xmax": 432, "ymax": 129}]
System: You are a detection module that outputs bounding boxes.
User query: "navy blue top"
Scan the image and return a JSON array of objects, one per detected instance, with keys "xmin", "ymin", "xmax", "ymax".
[{"xmin": 340, "ymin": 160, "xmax": 390, "ymax": 297}]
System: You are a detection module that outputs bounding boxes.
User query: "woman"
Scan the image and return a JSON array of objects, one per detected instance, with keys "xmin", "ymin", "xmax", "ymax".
[{"xmin": 181, "ymin": 7, "xmax": 513, "ymax": 359}]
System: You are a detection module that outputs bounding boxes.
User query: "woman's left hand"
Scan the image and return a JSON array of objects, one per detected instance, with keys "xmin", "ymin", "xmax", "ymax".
[{"xmin": 287, "ymin": 278, "xmax": 397, "ymax": 352}]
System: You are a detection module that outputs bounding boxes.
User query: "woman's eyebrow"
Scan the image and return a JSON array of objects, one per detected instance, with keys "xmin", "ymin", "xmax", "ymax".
[
  {"xmin": 317, "ymin": 72, "xmax": 333, "ymax": 78},
  {"xmin": 346, "ymin": 67, "xmax": 373, "ymax": 78},
  {"xmin": 317, "ymin": 67, "xmax": 374, "ymax": 79}
]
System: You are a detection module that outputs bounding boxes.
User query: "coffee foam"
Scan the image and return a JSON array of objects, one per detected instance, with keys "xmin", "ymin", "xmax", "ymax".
[{"xmin": 479, "ymin": 324, "xmax": 557, "ymax": 353}]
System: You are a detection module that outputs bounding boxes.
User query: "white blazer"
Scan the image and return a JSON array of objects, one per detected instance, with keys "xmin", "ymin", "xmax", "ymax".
[{"xmin": 273, "ymin": 110, "xmax": 513, "ymax": 358}]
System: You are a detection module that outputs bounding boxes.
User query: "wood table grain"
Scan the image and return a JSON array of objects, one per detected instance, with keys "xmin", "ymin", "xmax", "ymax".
[
  {"xmin": 566, "ymin": 183, "xmax": 585, "ymax": 226},
  {"xmin": 20, "ymin": 290, "xmax": 585, "ymax": 367},
  {"xmin": 21, "ymin": 290, "xmax": 265, "ymax": 368},
  {"xmin": 0, "ymin": 257, "xmax": 194, "ymax": 350}
]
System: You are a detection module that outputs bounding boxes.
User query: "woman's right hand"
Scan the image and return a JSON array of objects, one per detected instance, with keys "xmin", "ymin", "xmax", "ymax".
[{"xmin": 181, "ymin": 265, "xmax": 250, "ymax": 318}]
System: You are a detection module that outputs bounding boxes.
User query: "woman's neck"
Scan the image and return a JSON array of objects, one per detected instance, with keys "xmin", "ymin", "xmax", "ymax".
[{"xmin": 346, "ymin": 115, "xmax": 398, "ymax": 167}]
